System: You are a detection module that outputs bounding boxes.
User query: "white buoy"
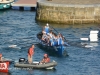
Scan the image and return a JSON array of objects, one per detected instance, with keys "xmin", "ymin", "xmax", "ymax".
[
  {"xmin": 80, "ymin": 38, "xmax": 89, "ymax": 41},
  {"xmin": 89, "ymin": 30, "xmax": 99, "ymax": 42},
  {"xmin": 90, "ymin": 30, "xmax": 99, "ymax": 34}
]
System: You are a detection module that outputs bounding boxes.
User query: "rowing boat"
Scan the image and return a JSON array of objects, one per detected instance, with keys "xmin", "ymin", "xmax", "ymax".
[{"xmin": 37, "ymin": 32, "xmax": 68, "ymax": 56}]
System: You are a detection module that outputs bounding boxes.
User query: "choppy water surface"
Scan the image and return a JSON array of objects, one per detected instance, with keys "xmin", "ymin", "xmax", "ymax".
[{"xmin": 0, "ymin": 10, "xmax": 100, "ymax": 75}]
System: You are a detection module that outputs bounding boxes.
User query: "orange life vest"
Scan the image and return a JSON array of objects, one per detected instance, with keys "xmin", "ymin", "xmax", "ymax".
[{"xmin": 28, "ymin": 47, "xmax": 34, "ymax": 56}]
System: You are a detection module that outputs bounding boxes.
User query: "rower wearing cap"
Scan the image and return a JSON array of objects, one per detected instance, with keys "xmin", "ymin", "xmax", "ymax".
[{"xmin": 44, "ymin": 23, "xmax": 49, "ymax": 34}]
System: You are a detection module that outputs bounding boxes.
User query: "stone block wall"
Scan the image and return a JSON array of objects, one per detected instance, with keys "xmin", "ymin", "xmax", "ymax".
[{"xmin": 36, "ymin": 1, "xmax": 100, "ymax": 24}]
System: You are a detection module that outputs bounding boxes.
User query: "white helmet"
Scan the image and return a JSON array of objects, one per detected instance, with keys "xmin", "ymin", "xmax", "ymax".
[{"xmin": 46, "ymin": 23, "xmax": 49, "ymax": 26}]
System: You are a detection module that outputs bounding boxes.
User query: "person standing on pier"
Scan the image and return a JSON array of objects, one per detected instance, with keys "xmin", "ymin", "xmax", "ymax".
[{"xmin": 28, "ymin": 45, "xmax": 34, "ymax": 64}]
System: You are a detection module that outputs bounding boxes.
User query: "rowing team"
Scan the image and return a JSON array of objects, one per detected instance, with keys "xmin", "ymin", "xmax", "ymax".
[{"xmin": 41, "ymin": 23, "xmax": 65, "ymax": 46}]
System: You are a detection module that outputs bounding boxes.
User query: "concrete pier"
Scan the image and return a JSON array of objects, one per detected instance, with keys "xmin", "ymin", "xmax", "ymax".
[
  {"xmin": 11, "ymin": 0, "xmax": 37, "ymax": 11},
  {"xmin": 36, "ymin": 0, "xmax": 100, "ymax": 24}
]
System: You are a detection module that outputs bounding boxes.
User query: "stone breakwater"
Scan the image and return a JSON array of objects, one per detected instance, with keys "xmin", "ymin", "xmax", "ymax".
[{"xmin": 36, "ymin": 0, "xmax": 100, "ymax": 24}]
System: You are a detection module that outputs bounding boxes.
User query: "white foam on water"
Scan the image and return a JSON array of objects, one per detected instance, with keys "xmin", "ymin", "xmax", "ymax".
[
  {"xmin": 9, "ymin": 45, "xmax": 17, "ymax": 48},
  {"xmin": 85, "ymin": 45, "xmax": 93, "ymax": 48},
  {"xmin": 80, "ymin": 38, "xmax": 89, "ymax": 41},
  {"xmin": 8, "ymin": 45, "xmax": 21, "ymax": 49}
]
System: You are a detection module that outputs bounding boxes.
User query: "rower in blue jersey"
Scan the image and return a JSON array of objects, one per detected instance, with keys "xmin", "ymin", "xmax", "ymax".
[
  {"xmin": 44, "ymin": 23, "xmax": 49, "ymax": 34},
  {"xmin": 57, "ymin": 33, "xmax": 63, "ymax": 45},
  {"xmin": 58, "ymin": 37, "xmax": 63, "ymax": 45}
]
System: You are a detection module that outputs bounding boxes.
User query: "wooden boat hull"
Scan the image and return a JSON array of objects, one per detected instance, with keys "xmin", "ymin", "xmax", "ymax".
[
  {"xmin": 37, "ymin": 42, "xmax": 67, "ymax": 56},
  {"xmin": 14, "ymin": 61, "xmax": 57, "ymax": 69}
]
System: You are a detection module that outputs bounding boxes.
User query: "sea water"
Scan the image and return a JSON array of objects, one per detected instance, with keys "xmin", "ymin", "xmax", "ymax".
[{"xmin": 0, "ymin": 10, "xmax": 100, "ymax": 75}]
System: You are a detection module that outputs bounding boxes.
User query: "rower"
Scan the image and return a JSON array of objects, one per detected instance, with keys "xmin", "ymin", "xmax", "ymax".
[
  {"xmin": 44, "ymin": 23, "xmax": 49, "ymax": 34},
  {"xmin": 57, "ymin": 33, "xmax": 63, "ymax": 45},
  {"xmin": 42, "ymin": 31, "xmax": 47, "ymax": 41},
  {"xmin": 49, "ymin": 36, "xmax": 54, "ymax": 46}
]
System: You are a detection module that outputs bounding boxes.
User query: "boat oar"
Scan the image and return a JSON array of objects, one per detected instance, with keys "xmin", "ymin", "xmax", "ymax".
[
  {"xmin": 49, "ymin": 25, "xmax": 91, "ymax": 48},
  {"xmin": 49, "ymin": 25, "xmax": 87, "ymax": 47}
]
